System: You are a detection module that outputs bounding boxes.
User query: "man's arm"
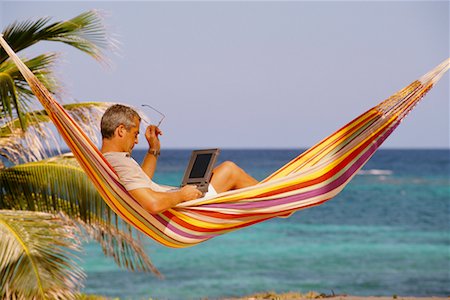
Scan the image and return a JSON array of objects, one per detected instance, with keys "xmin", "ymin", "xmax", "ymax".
[
  {"xmin": 141, "ymin": 151, "xmax": 158, "ymax": 179},
  {"xmin": 129, "ymin": 185, "xmax": 202, "ymax": 214},
  {"xmin": 134, "ymin": 125, "xmax": 203, "ymax": 213},
  {"xmin": 141, "ymin": 125, "xmax": 161, "ymax": 179}
]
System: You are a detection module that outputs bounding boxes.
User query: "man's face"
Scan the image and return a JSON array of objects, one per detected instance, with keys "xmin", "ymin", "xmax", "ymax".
[{"xmin": 123, "ymin": 116, "xmax": 140, "ymax": 153}]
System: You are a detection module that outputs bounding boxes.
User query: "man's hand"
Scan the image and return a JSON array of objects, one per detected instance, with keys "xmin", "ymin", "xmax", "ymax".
[
  {"xmin": 145, "ymin": 125, "xmax": 162, "ymax": 151},
  {"xmin": 179, "ymin": 185, "xmax": 203, "ymax": 201}
]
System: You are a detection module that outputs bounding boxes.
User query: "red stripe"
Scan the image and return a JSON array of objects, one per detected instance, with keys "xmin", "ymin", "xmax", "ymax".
[{"xmin": 255, "ymin": 118, "xmax": 395, "ymax": 198}]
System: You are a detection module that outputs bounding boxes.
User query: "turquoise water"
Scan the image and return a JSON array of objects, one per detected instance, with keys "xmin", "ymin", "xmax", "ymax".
[{"xmin": 81, "ymin": 149, "xmax": 450, "ymax": 299}]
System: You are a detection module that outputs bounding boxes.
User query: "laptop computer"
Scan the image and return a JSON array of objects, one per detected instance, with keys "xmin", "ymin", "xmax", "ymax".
[{"xmin": 181, "ymin": 148, "xmax": 220, "ymax": 193}]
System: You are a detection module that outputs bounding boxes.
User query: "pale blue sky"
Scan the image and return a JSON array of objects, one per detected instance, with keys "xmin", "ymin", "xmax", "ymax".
[{"xmin": 1, "ymin": 1, "xmax": 449, "ymax": 149}]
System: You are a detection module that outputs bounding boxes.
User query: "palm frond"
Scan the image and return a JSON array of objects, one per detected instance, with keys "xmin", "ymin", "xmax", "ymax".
[
  {"xmin": 0, "ymin": 9, "xmax": 114, "ymax": 131},
  {"xmin": 0, "ymin": 52, "xmax": 60, "ymax": 132},
  {"xmin": 0, "ymin": 10, "xmax": 114, "ymax": 64},
  {"xmin": 0, "ymin": 52, "xmax": 60, "ymax": 96},
  {"xmin": 0, "ymin": 154, "xmax": 160, "ymax": 275},
  {"xmin": 0, "ymin": 210, "xmax": 84, "ymax": 299},
  {"xmin": 0, "ymin": 102, "xmax": 109, "ymax": 165},
  {"xmin": 0, "ymin": 72, "xmax": 17, "ymax": 121}
]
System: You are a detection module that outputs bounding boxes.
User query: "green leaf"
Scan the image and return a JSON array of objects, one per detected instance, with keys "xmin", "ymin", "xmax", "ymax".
[
  {"xmin": 0, "ymin": 10, "xmax": 113, "ymax": 64},
  {"xmin": 0, "ymin": 73, "xmax": 16, "ymax": 119},
  {"xmin": 0, "ymin": 9, "xmax": 114, "ymax": 131},
  {"xmin": 0, "ymin": 210, "xmax": 84, "ymax": 299},
  {"xmin": 0, "ymin": 53, "xmax": 60, "ymax": 131},
  {"xmin": 0, "ymin": 154, "xmax": 160, "ymax": 276}
]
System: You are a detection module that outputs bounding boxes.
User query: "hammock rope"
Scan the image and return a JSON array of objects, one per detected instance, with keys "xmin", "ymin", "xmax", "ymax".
[{"xmin": 1, "ymin": 35, "xmax": 448, "ymax": 248}]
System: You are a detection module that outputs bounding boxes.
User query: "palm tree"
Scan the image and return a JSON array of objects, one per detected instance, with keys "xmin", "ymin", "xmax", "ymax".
[
  {"xmin": 0, "ymin": 11, "xmax": 159, "ymax": 299},
  {"xmin": 0, "ymin": 9, "xmax": 111, "ymax": 129}
]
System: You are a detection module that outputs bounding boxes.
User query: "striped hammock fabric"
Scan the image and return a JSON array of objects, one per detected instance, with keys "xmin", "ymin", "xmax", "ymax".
[{"xmin": 1, "ymin": 35, "xmax": 448, "ymax": 248}]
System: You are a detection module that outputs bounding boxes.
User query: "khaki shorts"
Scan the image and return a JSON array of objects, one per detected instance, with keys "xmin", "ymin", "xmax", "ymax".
[{"xmin": 204, "ymin": 184, "xmax": 218, "ymax": 197}]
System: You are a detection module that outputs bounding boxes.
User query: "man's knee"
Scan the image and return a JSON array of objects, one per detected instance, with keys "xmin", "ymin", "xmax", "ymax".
[{"xmin": 216, "ymin": 161, "xmax": 240, "ymax": 177}]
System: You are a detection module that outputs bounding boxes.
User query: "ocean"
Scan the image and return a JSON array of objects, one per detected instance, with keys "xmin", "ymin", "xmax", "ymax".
[{"xmin": 80, "ymin": 149, "xmax": 450, "ymax": 299}]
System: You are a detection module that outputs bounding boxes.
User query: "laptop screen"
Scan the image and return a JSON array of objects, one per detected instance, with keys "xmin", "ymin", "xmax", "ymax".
[
  {"xmin": 181, "ymin": 148, "xmax": 220, "ymax": 190},
  {"xmin": 189, "ymin": 153, "xmax": 212, "ymax": 179}
]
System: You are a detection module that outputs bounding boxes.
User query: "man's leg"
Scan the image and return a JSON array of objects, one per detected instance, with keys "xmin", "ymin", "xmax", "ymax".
[{"xmin": 210, "ymin": 161, "xmax": 258, "ymax": 193}]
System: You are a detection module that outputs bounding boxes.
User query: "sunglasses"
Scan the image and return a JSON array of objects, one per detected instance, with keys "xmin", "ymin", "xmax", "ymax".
[{"xmin": 141, "ymin": 104, "xmax": 166, "ymax": 127}]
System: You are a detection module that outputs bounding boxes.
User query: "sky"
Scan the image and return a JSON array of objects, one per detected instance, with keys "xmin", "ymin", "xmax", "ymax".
[{"xmin": 1, "ymin": 1, "xmax": 449, "ymax": 149}]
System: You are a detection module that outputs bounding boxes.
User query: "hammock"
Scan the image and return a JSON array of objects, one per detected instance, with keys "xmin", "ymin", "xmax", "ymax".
[{"xmin": 1, "ymin": 36, "xmax": 448, "ymax": 248}]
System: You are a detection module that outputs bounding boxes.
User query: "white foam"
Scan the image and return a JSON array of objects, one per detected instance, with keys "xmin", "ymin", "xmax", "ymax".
[{"xmin": 358, "ymin": 169, "xmax": 393, "ymax": 176}]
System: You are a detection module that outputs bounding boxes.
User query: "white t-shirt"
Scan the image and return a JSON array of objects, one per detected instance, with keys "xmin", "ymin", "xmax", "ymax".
[{"xmin": 103, "ymin": 152, "xmax": 173, "ymax": 192}]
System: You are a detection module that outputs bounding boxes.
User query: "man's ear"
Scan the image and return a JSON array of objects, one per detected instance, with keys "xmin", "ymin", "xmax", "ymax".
[{"xmin": 115, "ymin": 125, "xmax": 126, "ymax": 138}]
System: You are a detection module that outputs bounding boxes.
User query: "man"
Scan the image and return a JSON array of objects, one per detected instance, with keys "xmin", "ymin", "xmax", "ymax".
[{"xmin": 100, "ymin": 104, "xmax": 258, "ymax": 214}]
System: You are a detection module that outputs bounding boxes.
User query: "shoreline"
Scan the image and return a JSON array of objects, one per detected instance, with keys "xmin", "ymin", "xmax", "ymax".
[{"xmin": 225, "ymin": 291, "xmax": 449, "ymax": 300}]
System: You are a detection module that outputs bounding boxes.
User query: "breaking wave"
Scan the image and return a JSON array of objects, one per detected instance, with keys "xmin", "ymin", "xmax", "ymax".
[{"xmin": 358, "ymin": 169, "xmax": 393, "ymax": 176}]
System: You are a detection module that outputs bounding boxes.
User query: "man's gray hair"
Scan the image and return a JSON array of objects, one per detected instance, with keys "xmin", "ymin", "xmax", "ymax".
[{"xmin": 101, "ymin": 104, "xmax": 141, "ymax": 139}]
